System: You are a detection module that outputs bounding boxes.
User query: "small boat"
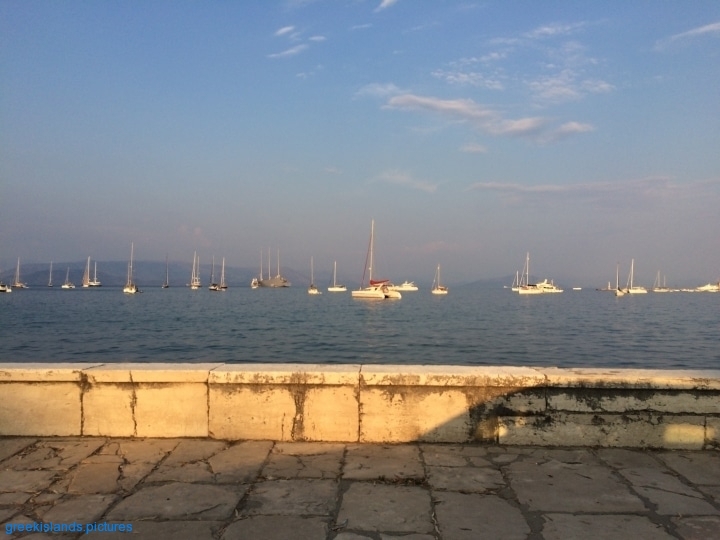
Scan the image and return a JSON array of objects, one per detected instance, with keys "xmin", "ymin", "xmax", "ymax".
[
  {"xmin": 12, "ymin": 258, "xmax": 28, "ymax": 289},
  {"xmin": 327, "ymin": 260, "xmax": 346, "ymax": 292},
  {"xmin": 389, "ymin": 280, "xmax": 418, "ymax": 292},
  {"xmin": 61, "ymin": 267, "xmax": 75, "ymax": 289},
  {"xmin": 0, "ymin": 282, "xmax": 11, "ymax": 293},
  {"xmin": 431, "ymin": 264, "xmax": 448, "ymax": 295},
  {"xmin": 190, "ymin": 251, "xmax": 201, "ymax": 289},
  {"xmin": 308, "ymin": 256, "xmax": 322, "ymax": 295},
  {"xmin": 572, "ymin": 287, "xmax": 582, "ymax": 291},
  {"xmin": 123, "ymin": 243, "xmax": 139, "ymax": 294},
  {"xmin": 352, "ymin": 219, "xmax": 401, "ymax": 299}
]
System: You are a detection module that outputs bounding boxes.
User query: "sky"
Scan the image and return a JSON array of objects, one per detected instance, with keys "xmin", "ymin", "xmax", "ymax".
[{"xmin": 1, "ymin": 0, "xmax": 719, "ymax": 287}]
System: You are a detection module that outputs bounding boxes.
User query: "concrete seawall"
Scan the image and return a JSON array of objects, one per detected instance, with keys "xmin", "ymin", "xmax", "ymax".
[{"xmin": 1, "ymin": 363, "xmax": 718, "ymax": 449}]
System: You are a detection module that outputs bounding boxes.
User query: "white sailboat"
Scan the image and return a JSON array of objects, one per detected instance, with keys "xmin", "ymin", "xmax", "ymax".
[
  {"xmin": 431, "ymin": 264, "xmax": 448, "ymax": 295},
  {"xmin": 89, "ymin": 261, "xmax": 101, "ymax": 286},
  {"xmin": 352, "ymin": 219, "xmax": 401, "ymax": 299},
  {"xmin": 308, "ymin": 256, "xmax": 322, "ymax": 295},
  {"xmin": 48, "ymin": 261, "xmax": 53, "ymax": 287},
  {"xmin": 327, "ymin": 260, "xmax": 346, "ymax": 292},
  {"xmin": 517, "ymin": 253, "xmax": 542, "ymax": 295},
  {"xmin": 251, "ymin": 250, "xmax": 261, "ymax": 288},
  {"xmin": 614, "ymin": 263, "xmax": 625, "ymax": 297},
  {"xmin": 208, "ymin": 256, "xmax": 219, "ymax": 291},
  {"xmin": 190, "ymin": 251, "xmax": 201, "ymax": 289},
  {"xmin": 162, "ymin": 255, "xmax": 169, "ymax": 288},
  {"xmin": 12, "ymin": 258, "xmax": 27, "ymax": 288},
  {"xmin": 123, "ymin": 243, "xmax": 139, "ymax": 294},
  {"xmin": 82, "ymin": 257, "xmax": 91, "ymax": 287},
  {"xmin": 652, "ymin": 270, "xmax": 670, "ymax": 292},
  {"xmin": 219, "ymin": 257, "xmax": 227, "ymax": 290},
  {"xmin": 621, "ymin": 259, "xmax": 647, "ymax": 294},
  {"xmin": 61, "ymin": 267, "xmax": 75, "ymax": 289}
]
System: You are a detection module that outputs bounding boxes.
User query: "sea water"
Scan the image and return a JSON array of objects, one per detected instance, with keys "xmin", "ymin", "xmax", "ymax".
[{"xmin": 0, "ymin": 286, "xmax": 718, "ymax": 368}]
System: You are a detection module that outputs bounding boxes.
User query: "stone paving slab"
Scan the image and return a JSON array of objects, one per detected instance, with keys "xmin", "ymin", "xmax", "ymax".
[{"xmin": 1, "ymin": 437, "xmax": 719, "ymax": 539}]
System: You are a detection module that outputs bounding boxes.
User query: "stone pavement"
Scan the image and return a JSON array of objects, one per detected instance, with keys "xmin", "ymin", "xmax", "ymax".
[{"xmin": 1, "ymin": 438, "xmax": 719, "ymax": 539}]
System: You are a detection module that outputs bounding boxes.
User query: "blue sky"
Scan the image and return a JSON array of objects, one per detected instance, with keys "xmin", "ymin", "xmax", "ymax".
[{"xmin": 2, "ymin": 0, "xmax": 719, "ymax": 286}]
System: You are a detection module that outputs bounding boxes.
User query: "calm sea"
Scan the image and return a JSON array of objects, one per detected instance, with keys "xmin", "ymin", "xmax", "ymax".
[{"xmin": 0, "ymin": 286, "xmax": 718, "ymax": 369}]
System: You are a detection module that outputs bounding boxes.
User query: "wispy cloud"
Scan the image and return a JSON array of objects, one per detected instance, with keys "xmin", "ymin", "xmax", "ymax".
[
  {"xmin": 656, "ymin": 21, "xmax": 720, "ymax": 50},
  {"xmin": 384, "ymin": 94, "xmax": 573, "ymax": 140},
  {"xmin": 351, "ymin": 23, "xmax": 373, "ymax": 31},
  {"xmin": 374, "ymin": 169, "xmax": 438, "ymax": 193},
  {"xmin": 275, "ymin": 25, "xmax": 296, "ymax": 37},
  {"xmin": 375, "ymin": 0, "xmax": 399, "ymax": 13},
  {"xmin": 524, "ymin": 22, "xmax": 587, "ymax": 40},
  {"xmin": 467, "ymin": 176, "xmax": 684, "ymax": 206},
  {"xmin": 432, "ymin": 69, "xmax": 505, "ymax": 90},
  {"xmin": 268, "ymin": 44, "xmax": 309, "ymax": 59},
  {"xmin": 355, "ymin": 82, "xmax": 405, "ymax": 98},
  {"xmin": 460, "ymin": 143, "xmax": 488, "ymax": 154}
]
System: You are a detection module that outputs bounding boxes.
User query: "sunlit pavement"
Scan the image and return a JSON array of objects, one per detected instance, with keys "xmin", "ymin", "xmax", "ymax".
[{"xmin": 1, "ymin": 438, "xmax": 719, "ymax": 539}]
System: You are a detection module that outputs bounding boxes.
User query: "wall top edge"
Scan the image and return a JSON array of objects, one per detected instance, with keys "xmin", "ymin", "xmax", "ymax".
[{"xmin": 1, "ymin": 363, "xmax": 719, "ymax": 389}]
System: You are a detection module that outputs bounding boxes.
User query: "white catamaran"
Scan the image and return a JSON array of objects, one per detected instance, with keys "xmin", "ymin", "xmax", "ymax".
[{"xmin": 352, "ymin": 219, "xmax": 401, "ymax": 300}]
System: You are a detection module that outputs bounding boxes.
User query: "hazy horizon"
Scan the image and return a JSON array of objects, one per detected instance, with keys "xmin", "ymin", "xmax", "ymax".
[{"xmin": 2, "ymin": 2, "xmax": 719, "ymax": 286}]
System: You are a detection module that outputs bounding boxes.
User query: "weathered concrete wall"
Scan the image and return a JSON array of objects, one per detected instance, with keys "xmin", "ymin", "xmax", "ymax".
[{"xmin": 1, "ymin": 363, "xmax": 718, "ymax": 449}]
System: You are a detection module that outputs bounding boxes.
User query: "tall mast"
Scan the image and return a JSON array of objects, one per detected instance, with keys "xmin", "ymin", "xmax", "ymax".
[{"xmin": 369, "ymin": 219, "xmax": 374, "ymax": 281}]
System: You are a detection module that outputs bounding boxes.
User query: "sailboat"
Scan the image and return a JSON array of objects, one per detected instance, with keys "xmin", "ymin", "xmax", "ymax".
[
  {"xmin": 352, "ymin": 219, "xmax": 401, "ymax": 299},
  {"xmin": 620, "ymin": 259, "xmax": 647, "ymax": 294},
  {"xmin": 517, "ymin": 253, "xmax": 542, "ymax": 295},
  {"xmin": 258, "ymin": 248, "xmax": 290, "ymax": 287},
  {"xmin": 251, "ymin": 250, "xmax": 261, "ymax": 288},
  {"xmin": 308, "ymin": 256, "xmax": 322, "ymax": 295},
  {"xmin": 123, "ymin": 243, "xmax": 139, "ymax": 294},
  {"xmin": 82, "ymin": 257, "xmax": 91, "ymax": 287},
  {"xmin": 190, "ymin": 252, "xmax": 201, "ymax": 289},
  {"xmin": 208, "ymin": 256, "xmax": 219, "ymax": 291},
  {"xmin": 12, "ymin": 258, "xmax": 28, "ymax": 288},
  {"xmin": 652, "ymin": 270, "xmax": 670, "ymax": 292},
  {"xmin": 89, "ymin": 261, "xmax": 101, "ymax": 286},
  {"xmin": 219, "ymin": 257, "xmax": 227, "ymax": 290},
  {"xmin": 327, "ymin": 260, "xmax": 347, "ymax": 292},
  {"xmin": 614, "ymin": 263, "xmax": 625, "ymax": 297},
  {"xmin": 431, "ymin": 264, "xmax": 448, "ymax": 295},
  {"xmin": 48, "ymin": 262, "xmax": 53, "ymax": 287},
  {"xmin": 61, "ymin": 267, "xmax": 75, "ymax": 289},
  {"xmin": 162, "ymin": 255, "xmax": 169, "ymax": 288}
]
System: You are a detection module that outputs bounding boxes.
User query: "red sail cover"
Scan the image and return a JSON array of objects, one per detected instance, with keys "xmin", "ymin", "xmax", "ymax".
[{"xmin": 369, "ymin": 279, "xmax": 389, "ymax": 286}]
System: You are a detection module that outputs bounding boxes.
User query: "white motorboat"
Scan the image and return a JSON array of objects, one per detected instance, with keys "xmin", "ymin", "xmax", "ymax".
[{"xmin": 390, "ymin": 280, "xmax": 418, "ymax": 292}]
